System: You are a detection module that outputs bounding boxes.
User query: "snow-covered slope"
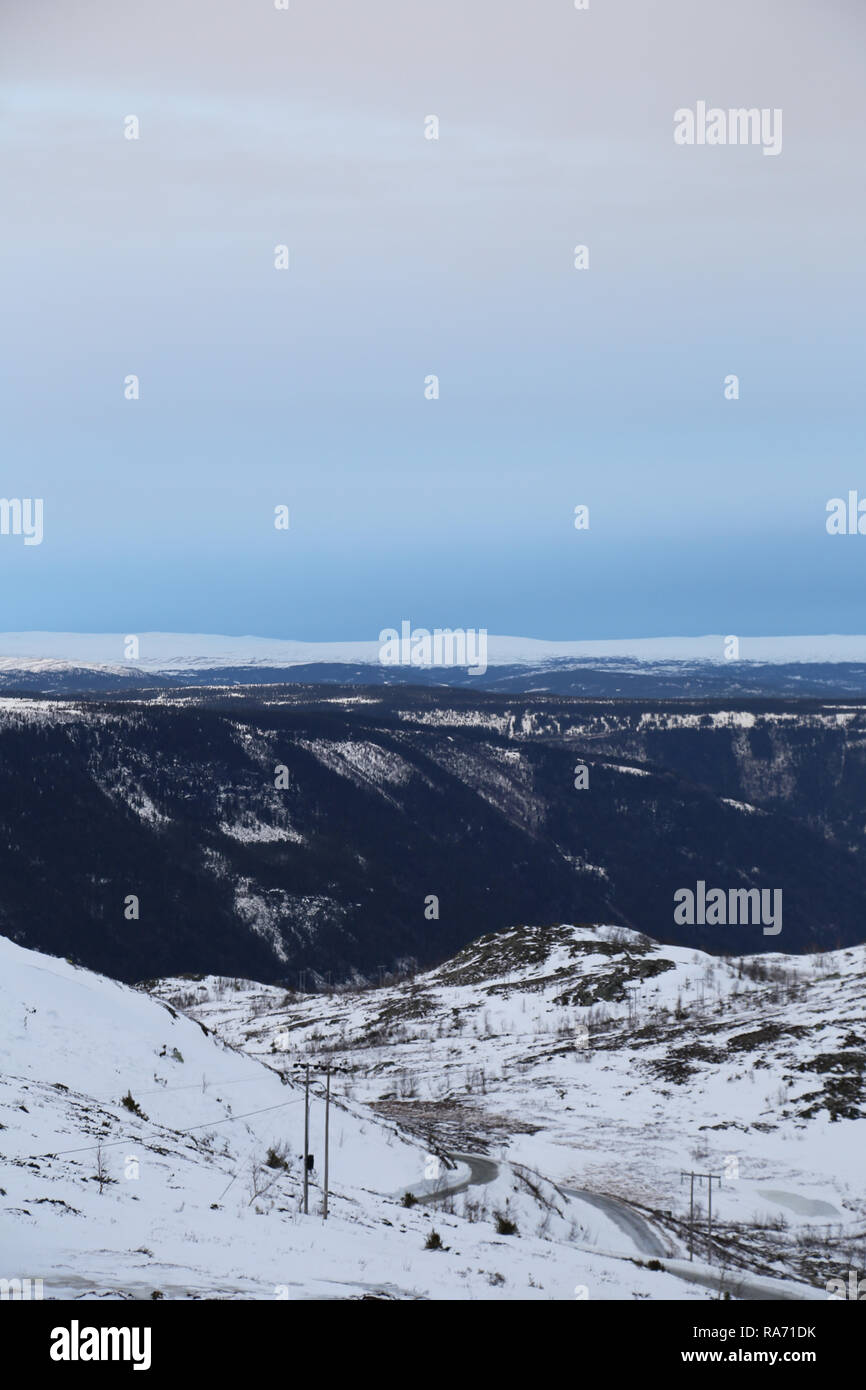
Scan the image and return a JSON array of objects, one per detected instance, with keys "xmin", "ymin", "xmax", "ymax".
[
  {"xmin": 1, "ymin": 934, "xmax": 731, "ymax": 1300},
  {"xmin": 154, "ymin": 924, "xmax": 866, "ymax": 1295}
]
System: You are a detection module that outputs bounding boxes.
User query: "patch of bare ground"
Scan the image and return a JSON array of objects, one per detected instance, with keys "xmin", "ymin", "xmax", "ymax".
[{"xmin": 372, "ymin": 1099, "xmax": 541, "ymax": 1153}]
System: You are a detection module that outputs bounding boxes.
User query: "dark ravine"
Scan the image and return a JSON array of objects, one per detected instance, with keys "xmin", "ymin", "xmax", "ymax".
[{"xmin": 2, "ymin": 685, "xmax": 866, "ymax": 984}]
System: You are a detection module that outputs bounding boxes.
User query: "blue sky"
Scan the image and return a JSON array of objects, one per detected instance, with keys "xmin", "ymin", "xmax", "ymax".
[{"xmin": 1, "ymin": 0, "xmax": 865, "ymax": 641}]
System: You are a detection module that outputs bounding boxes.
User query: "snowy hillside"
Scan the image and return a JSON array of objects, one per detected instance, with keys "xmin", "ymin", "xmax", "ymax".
[
  {"xmin": 154, "ymin": 924, "xmax": 866, "ymax": 1296},
  {"xmin": 0, "ymin": 933, "xmax": 742, "ymax": 1301}
]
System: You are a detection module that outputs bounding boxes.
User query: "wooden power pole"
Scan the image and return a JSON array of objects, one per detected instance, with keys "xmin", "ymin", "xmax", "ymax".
[
  {"xmin": 680, "ymin": 1171, "xmax": 696, "ymax": 1261},
  {"xmin": 681, "ymin": 1170, "xmax": 722, "ymax": 1262},
  {"xmin": 303, "ymin": 1063, "xmax": 310, "ymax": 1215},
  {"xmin": 704, "ymin": 1172, "xmax": 722, "ymax": 1253},
  {"xmin": 323, "ymin": 1066, "xmax": 331, "ymax": 1220}
]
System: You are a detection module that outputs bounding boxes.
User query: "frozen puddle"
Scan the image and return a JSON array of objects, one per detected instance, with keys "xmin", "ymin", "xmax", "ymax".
[{"xmin": 757, "ymin": 1189, "xmax": 840, "ymax": 1217}]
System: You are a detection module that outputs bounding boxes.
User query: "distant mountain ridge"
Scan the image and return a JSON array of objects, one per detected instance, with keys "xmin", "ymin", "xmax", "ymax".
[
  {"xmin": 5, "ymin": 630, "xmax": 866, "ymax": 668},
  {"xmin": 4, "ymin": 632, "xmax": 866, "ymax": 697}
]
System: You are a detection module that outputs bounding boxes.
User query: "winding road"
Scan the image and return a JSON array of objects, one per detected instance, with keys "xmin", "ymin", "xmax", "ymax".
[
  {"xmin": 417, "ymin": 1153, "xmax": 499, "ymax": 1204},
  {"xmin": 422, "ymin": 1152, "xmax": 819, "ymax": 1301},
  {"xmin": 562, "ymin": 1184, "xmax": 668, "ymax": 1257},
  {"xmin": 419, "ymin": 1151, "xmax": 666, "ymax": 1257}
]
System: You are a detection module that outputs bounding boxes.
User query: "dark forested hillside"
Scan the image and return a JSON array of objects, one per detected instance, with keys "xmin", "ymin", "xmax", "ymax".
[{"xmin": 1, "ymin": 688, "xmax": 864, "ymax": 983}]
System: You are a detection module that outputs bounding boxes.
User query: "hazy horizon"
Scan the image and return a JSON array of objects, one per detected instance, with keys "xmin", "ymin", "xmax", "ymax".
[{"xmin": 2, "ymin": 0, "xmax": 864, "ymax": 639}]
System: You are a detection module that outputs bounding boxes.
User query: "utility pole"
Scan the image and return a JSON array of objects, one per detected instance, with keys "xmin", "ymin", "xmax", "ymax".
[
  {"xmin": 303, "ymin": 1063, "xmax": 310, "ymax": 1215},
  {"xmin": 626, "ymin": 985, "xmax": 641, "ymax": 1026},
  {"xmin": 323, "ymin": 1066, "xmax": 331, "ymax": 1220},
  {"xmin": 681, "ymin": 1171, "xmax": 722, "ymax": 1262},
  {"xmin": 703, "ymin": 1172, "xmax": 722, "ymax": 1253},
  {"xmin": 680, "ymin": 1171, "xmax": 696, "ymax": 1261}
]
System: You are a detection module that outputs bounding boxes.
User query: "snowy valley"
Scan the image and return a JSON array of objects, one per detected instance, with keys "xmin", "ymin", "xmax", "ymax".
[
  {"xmin": 3, "ymin": 918, "xmax": 861, "ymax": 1301},
  {"xmin": 153, "ymin": 922, "xmax": 866, "ymax": 1299}
]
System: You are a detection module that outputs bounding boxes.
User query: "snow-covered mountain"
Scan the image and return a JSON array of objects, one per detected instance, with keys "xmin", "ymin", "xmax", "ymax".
[
  {"xmin": 2, "ymin": 632, "xmax": 866, "ymax": 696},
  {"xmin": 153, "ymin": 922, "xmax": 866, "ymax": 1299},
  {"xmin": 0, "ymin": 932, "xmax": 756, "ymax": 1301},
  {"xmin": 3, "ymin": 631, "xmax": 866, "ymax": 670}
]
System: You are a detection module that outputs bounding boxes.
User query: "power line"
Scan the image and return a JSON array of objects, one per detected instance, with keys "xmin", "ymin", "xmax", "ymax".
[
  {"xmin": 9, "ymin": 1064, "xmax": 294, "ymax": 1110},
  {"xmin": 135, "ymin": 1073, "xmax": 281, "ymax": 1098},
  {"xmin": 28, "ymin": 1097, "xmax": 306, "ymax": 1160}
]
